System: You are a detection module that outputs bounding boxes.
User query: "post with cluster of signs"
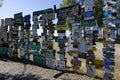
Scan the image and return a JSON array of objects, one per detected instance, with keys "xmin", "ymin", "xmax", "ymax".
[
  {"xmin": 82, "ymin": 0, "xmax": 98, "ymax": 77},
  {"xmin": 13, "ymin": 12, "xmax": 24, "ymax": 58},
  {"xmin": 102, "ymin": 0, "xmax": 117, "ymax": 80},
  {"xmin": 5, "ymin": 18, "xmax": 13, "ymax": 57}
]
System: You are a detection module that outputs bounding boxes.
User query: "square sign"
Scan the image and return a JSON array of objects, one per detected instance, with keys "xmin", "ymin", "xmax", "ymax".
[
  {"xmin": 14, "ymin": 12, "xmax": 23, "ymax": 25},
  {"xmin": 5, "ymin": 18, "xmax": 13, "ymax": 26}
]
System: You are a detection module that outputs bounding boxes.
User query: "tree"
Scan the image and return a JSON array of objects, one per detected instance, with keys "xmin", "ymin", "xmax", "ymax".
[
  {"xmin": 94, "ymin": 0, "xmax": 103, "ymax": 27},
  {"xmin": 60, "ymin": 0, "xmax": 77, "ymax": 8}
]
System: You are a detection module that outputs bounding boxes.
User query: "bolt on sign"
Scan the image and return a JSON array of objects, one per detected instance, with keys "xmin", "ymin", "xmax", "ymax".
[{"xmin": 56, "ymin": 4, "xmax": 80, "ymax": 18}]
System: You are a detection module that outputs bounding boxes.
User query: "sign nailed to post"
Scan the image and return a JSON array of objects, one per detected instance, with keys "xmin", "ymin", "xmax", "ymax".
[
  {"xmin": 80, "ymin": 21, "xmax": 96, "ymax": 28},
  {"xmin": 33, "ymin": 8, "xmax": 53, "ymax": 16},
  {"xmin": 56, "ymin": 4, "xmax": 80, "ymax": 18},
  {"xmin": 14, "ymin": 12, "xmax": 23, "ymax": 25}
]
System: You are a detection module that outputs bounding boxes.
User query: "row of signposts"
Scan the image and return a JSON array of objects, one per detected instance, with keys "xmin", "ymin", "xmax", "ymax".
[
  {"xmin": 102, "ymin": 0, "xmax": 117, "ymax": 80},
  {"xmin": 0, "ymin": 0, "xmax": 117, "ymax": 79}
]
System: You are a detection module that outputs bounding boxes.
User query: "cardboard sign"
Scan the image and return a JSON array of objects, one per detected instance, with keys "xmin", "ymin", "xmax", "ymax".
[
  {"xmin": 57, "ymin": 60, "xmax": 66, "ymax": 71},
  {"xmin": 55, "ymin": 25, "xmax": 68, "ymax": 30}
]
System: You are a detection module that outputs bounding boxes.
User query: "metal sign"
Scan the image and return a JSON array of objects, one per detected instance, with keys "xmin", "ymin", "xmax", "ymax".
[
  {"xmin": 46, "ymin": 58, "xmax": 56, "ymax": 68},
  {"xmin": 33, "ymin": 8, "xmax": 53, "ymax": 16},
  {"xmin": 83, "ymin": 11, "xmax": 94, "ymax": 20},
  {"xmin": 87, "ymin": 64, "xmax": 95, "ymax": 77},
  {"xmin": 14, "ymin": 12, "xmax": 23, "ymax": 25},
  {"xmin": 57, "ymin": 4, "xmax": 80, "ymax": 18},
  {"xmin": 55, "ymin": 38, "xmax": 68, "ymax": 43},
  {"xmin": 80, "ymin": 21, "xmax": 96, "ymax": 27},
  {"xmin": 57, "ymin": 19, "xmax": 66, "ymax": 25},
  {"xmin": 93, "ymin": 60, "xmax": 103, "ymax": 70},
  {"xmin": 57, "ymin": 60, "xmax": 66, "ymax": 71},
  {"xmin": 67, "ymin": 50, "xmax": 82, "ymax": 55},
  {"xmin": 55, "ymin": 25, "xmax": 68, "ymax": 30},
  {"xmin": 24, "ymin": 15, "xmax": 31, "ymax": 22},
  {"xmin": 5, "ymin": 18, "xmax": 13, "ymax": 26}
]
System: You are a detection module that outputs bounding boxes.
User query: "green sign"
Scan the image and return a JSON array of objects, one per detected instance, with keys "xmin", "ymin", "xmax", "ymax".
[
  {"xmin": 57, "ymin": 19, "xmax": 66, "ymax": 25},
  {"xmin": 14, "ymin": 12, "xmax": 23, "ymax": 24},
  {"xmin": 33, "ymin": 8, "xmax": 53, "ymax": 16},
  {"xmin": 81, "ymin": 21, "xmax": 96, "ymax": 28}
]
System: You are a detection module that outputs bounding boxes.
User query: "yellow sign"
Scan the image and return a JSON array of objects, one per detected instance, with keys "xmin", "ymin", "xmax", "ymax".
[
  {"xmin": 90, "ymin": 47, "xmax": 97, "ymax": 51},
  {"xmin": 102, "ymin": 40, "xmax": 110, "ymax": 46},
  {"xmin": 68, "ymin": 50, "xmax": 82, "ymax": 55},
  {"xmin": 93, "ymin": 60, "xmax": 103, "ymax": 70},
  {"xmin": 55, "ymin": 25, "xmax": 68, "ymax": 30},
  {"xmin": 103, "ymin": 26, "xmax": 110, "ymax": 31},
  {"xmin": 71, "ymin": 42, "xmax": 80, "ymax": 46}
]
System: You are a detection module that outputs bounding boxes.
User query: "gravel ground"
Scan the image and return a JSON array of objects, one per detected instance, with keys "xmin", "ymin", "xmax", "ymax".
[{"xmin": 0, "ymin": 42, "xmax": 119, "ymax": 80}]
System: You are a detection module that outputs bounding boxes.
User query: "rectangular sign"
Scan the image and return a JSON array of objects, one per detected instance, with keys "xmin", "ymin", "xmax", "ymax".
[
  {"xmin": 83, "ymin": 11, "xmax": 94, "ymax": 20},
  {"xmin": 57, "ymin": 4, "xmax": 80, "ymax": 18},
  {"xmin": 57, "ymin": 60, "xmax": 66, "ymax": 71},
  {"xmin": 55, "ymin": 25, "xmax": 68, "ymax": 30},
  {"xmin": 46, "ymin": 58, "xmax": 56, "ymax": 68},
  {"xmin": 5, "ymin": 18, "xmax": 13, "ymax": 26},
  {"xmin": 80, "ymin": 21, "xmax": 96, "ymax": 27},
  {"xmin": 55, "ymin": 38, "xmax": 68, "ymax": 43},
  {"xmin": 14, "ymin": 12, "xmax": 23, "ymax": 24},
  {"xmin": 33, "ymin": 8, "xmax": 53, "ymax": 16}
]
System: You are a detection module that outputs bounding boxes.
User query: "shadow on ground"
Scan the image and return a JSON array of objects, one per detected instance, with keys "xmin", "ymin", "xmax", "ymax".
[{"xmin": 0, "ymin": 73, "xmax": 43, "ymax": 80}]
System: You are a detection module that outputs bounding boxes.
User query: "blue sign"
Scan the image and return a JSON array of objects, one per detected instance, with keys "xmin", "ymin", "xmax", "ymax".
[
  {"xmin": 104, "ymin": 11, "xmax": 112, "ymax": 18},
  {"xmin": 24, "ymin": 15, "xmax": 31, "ymax": 22},
  {"xmin": 83, "ymin": 11, "xmax": 94, "ymax": 20},
  {"xmin": 55, "ymin": 38, "xmax": 68, "ymax": 43}
]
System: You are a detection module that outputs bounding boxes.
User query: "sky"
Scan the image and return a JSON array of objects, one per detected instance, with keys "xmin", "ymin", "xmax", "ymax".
[{"xmin": 0, "ymin": 0, "xmax": 71, "ymax": 36}]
